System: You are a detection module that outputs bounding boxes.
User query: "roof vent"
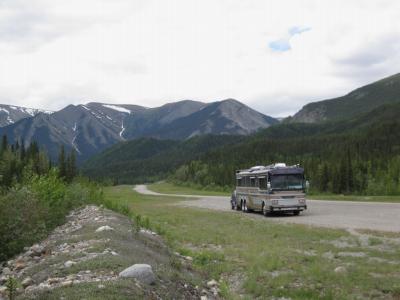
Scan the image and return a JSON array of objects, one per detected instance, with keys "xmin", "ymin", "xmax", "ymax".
[{"xmin": 274, "ymin": 163, "xmax": 286, "ymax": 168}]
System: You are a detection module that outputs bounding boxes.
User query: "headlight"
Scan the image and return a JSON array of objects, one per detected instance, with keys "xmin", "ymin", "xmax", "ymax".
[{"xmin": 298, "ymin": 198, "xmax": 305, "ymax": 204}]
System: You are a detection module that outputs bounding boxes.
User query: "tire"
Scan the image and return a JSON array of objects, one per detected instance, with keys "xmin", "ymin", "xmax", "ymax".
[
  {"xmin": 293, "ymin": 211, "xmax": 300, "ymax": 216},
  {"xmin": 231, "ymin": 201, "xmax": 236, "ymax": 210},
  {"xmin": 242, "ymin": 200, "xmax": 247, "ymax": 213},
  {"xmin": 262, "ymin": 203, "xmax": 268, "ymax": 216}
]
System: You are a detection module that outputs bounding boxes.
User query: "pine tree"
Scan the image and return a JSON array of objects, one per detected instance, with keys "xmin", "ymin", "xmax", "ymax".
[
  {"xmin": 1, "ymin": 135, "xmax": 8, "ymax": 153},
  {"xmin": 65, "ymin": 150, "xmax": 77, "ymax": 182},
  {"xmin": 58, "ymin": 146, "xmax": 66, "ymax": 179}
]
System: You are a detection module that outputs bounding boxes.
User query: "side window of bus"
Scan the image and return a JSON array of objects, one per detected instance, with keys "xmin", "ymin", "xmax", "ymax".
[
  {"xmin": 259, "ymin": 177, "xmax": 266, "ymax": 189},
  {"xmin": 250, "ymin": 177, "xmax": 255, "ymax": 187}
]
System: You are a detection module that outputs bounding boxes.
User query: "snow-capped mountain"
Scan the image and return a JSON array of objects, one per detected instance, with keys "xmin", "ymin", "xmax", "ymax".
[
  {"xmin": 0, "ymin": 104, "xmax": 52, "ymax": 127},
  {"xmin": 0, "ymin": 100, "xmax": 278, "ymax": 161}
]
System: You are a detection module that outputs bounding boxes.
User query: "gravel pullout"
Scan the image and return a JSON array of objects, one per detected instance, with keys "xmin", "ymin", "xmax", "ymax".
[{"xmin": 135, "ymin": 185, "xmax": 400, "ymax": 232}]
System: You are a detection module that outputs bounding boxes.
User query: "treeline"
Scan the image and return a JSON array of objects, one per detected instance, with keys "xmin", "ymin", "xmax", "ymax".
[
  {"xmin": 0, "ymin": 136, "xmax": 101, "ymax": 262},
  {"xmin": 0, "ymin": 135, "xmax": 77, "ymax": 190},
  {"xmin": 172, "ymin": 121, "xmax": 400, "ymax": 195},
  {"xmin": 82, "ymin": 135, "xmax": 242, "ymax": 184}
]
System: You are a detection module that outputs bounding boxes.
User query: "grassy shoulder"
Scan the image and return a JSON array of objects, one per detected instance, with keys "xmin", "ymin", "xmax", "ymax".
[
  {"xmin": 308, "ymin": 193, "xmax": 400, "ymax": 203},
  {"xmin": 103, "ymin": 185, "xmax": 400, "ymax": 299},
  {"xmin": 147, "ymin": 181, "xmax": 230, "ymax": 196}
]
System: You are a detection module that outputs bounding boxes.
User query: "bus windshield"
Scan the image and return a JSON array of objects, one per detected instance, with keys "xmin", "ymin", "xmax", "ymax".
[{"xmin": 270, "ymin": 174, "xmax": 304, "ymax": 190}]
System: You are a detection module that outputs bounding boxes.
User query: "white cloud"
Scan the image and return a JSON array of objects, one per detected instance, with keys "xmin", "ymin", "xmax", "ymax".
[{"xmin": 0, "ymin": 0, "xmax": 399, "ymax": 117}]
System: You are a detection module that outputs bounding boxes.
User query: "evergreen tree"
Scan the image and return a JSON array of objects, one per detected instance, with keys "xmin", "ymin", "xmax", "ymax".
[
  {"xmin": 66, "ymin": 150, "xmax": 77, "ymax": 182},
  {"xmin": 58, "ymin": 146, "xmax": 66, "ymax": 179},
  {"xmin": 1, "ymin": 135, "xmax": 8, "ymax": 153}
]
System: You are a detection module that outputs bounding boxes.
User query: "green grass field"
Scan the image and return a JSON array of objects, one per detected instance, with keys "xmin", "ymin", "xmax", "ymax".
[
  {"xmin": 104, "ymin": 185, "xmax": 400, "ymax": 299},
  {"xmin": 308, "ymin": 194, "xmax": 400, "ymax": 203},
  {"xmin": 148, "ymin": 182, "xmax": 230, "ymax": 196},
  {"xmin": 149, "ymin": 182, "xmax": 400, "ymax": 203}
]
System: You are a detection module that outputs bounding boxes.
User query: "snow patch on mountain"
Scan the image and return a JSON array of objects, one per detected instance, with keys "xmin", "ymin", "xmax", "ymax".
[
  {"xmin": 102, "ymin": 104, "xmax": 131, "ymax": 114},
  {"xmin": 119, "ymin": 120, "xmax": 125, "ymax": 139}
]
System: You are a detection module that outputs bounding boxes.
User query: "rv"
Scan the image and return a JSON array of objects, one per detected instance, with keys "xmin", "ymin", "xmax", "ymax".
[{"xmin": 231, "ymin": 163, "xmax": 308, "ymax": 215}]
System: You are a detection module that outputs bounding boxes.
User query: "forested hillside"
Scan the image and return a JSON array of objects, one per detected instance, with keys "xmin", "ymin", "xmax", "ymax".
[
  {"xmin": 290, "ymin": 73, "xmax": 400, "ymax": 123},
  {"xmin": 173, "ymin": 103, "xmax": 400, "ymax": 195},
  {"xmin": 82, "ymin": 135, "xmax": 243, "ymax": 184}
]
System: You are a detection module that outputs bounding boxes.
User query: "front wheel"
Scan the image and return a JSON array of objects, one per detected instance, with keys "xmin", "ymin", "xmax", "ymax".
[
  {"xmin": 262, "ymin": 203, "xmax": 268, "ymax": 216},
  {"xmin": 293, "ymin": 211, "xmax": 300, "ymax": 216}
]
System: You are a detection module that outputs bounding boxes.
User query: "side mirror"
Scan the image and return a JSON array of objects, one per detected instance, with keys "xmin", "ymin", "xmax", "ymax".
[
  {"xmin": 267, "ymin": 182, "xmax": 271, "ymax": 189},
  {"xmin": 305, "ymin": 180, "xmax": 310, "ymax": 189}
]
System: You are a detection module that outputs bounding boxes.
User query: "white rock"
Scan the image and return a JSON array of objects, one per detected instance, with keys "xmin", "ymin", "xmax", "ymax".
[
  {"xmin": 95, "ymin": 226, "xmax": 114, "ymax": 232},
  {"xmin": 0, "ymin": 286, "xmax": 7, "ymax": 294},
  {"xmin": 119, "ymin": 264, "xmax": 156, "ymax": 285},
  {"xmin": 22, "ymin": 277, "xmax": 34, "ymax": 288},
  {"xmin": 30, "ymin": 244, "xmax": 45, "ymax": 256},
  {"xmin": 98, "ymin": 284, "xmax": 105, "ymax": 289},
  {"xmin": 60, "ymin": 280, "xmax": 73, "ymax": 287},
  {"xmin": 2, "ymin": 268, "xmax": 11, "ymax": 276},
  {"xmin": 64, "ymin": 260, "xmax": 76, "ymax": 268},
  {"xmin": 334, "ymin": 266, "xmax": 347, "ymax": 273},
  {"xmin": 201, "ymin": 296, "xmax": 208, "ymax": 300},
  {"xmin": 184, "ymin": 256, "xmax": 193, "ymax": 261},
  {"xmin": 207, "ymin": 279, "xmax": 218, "ymax": 288}
]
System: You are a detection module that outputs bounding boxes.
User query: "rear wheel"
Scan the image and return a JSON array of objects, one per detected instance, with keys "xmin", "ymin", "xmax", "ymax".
[
  {"xmin": 235, "ymin": 202, "xmax": 241, "ymax": 210},
  {"xmin": 241, "ymin": 200, "xmax": 247, "ymax": 212},
  {"xmin": 293, "ymin": 211, "xmax": 300, "ymax": 216}
]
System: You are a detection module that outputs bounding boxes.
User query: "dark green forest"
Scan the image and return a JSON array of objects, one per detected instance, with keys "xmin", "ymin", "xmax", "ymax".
[{"xmin": 82, "ymin": 135, "xmax": 243, "ymax": 184}]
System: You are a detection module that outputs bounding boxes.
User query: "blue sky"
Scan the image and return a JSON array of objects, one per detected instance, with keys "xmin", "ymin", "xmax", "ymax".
[{"xmin": 269, "ymin": 26, "xmax": 311, "ymax": 52}]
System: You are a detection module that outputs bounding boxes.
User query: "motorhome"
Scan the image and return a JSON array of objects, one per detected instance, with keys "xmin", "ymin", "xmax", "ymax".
[{"xmin": 231, "ymin": 163, "xmax": 308, "ymax": 215}]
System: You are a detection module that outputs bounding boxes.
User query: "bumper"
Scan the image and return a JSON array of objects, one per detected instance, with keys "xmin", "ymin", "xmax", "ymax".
[{"xmin": 270, "ymin": 205, "xmax": 307, "ymax": 212}]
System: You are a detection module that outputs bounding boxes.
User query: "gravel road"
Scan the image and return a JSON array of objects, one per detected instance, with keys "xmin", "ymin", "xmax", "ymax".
[{"xmin": 134, "ymin": 185, "xmax": 400, "ymax": 232}]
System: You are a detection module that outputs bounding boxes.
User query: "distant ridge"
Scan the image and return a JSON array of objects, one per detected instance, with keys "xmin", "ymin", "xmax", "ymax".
[
  {"xmin": 290, "ymin": 73, "xmax": 400, "ymax": 123},
  {"xmin": 0, "ymin": 99, "xmax": 277, "ymax": 161}
]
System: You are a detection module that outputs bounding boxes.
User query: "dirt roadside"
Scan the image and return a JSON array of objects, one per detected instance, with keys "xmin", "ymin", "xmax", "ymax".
[{"xmin": 0, "ymin": 205, "xmax": 219, "ymax": 300}]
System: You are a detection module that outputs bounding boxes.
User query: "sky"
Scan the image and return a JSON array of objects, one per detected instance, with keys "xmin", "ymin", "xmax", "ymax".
[{"xmin": 0, "ymin": 0, "xmax": 399, "ymax": 117}]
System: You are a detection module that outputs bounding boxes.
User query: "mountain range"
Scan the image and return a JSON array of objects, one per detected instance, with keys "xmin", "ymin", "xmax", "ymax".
[
  {"xmin": 81, "ymin": 72, "xmax": 400, "ymax": 183},
  {"xmin": 0, "ymin": 99, "xmax": 277, "ymax": 161}
]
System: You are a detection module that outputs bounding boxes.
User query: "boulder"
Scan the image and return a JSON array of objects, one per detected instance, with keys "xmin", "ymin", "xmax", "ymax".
[
  {"xmin": 207, "ymin": 279, "xmax": 218, "ymax": 288},
  {"xmin": 30, "ymin": 244, "xmax": 45, "ymax": 257},
  {"xmin": 64, "ymin": 261, "xmax": 76, "ymax": 268},
  {"xmin": 21, "ymin": 277, "xmax": 33, "ymax": 288},
  {"xmin": 15, "ymin": 260, "xmax": 26, "ymax": 271},
  {"xmin": 95, "ymin": 226, "xmax": 114, "ymax": 232},
  {"xmin": 60, "ymin": 280, "xmax": 73, "ymax": 287},
  {"xmin": 2, "ymin": 268, "xmax": 11, "ymax": 276},
  {"xmin": 118, "ymin": 264, "xmax": 155, "ymax": 285},
  {"xmin": 334, "ymin": 266, "xmax": 347, "ymax": 273}
]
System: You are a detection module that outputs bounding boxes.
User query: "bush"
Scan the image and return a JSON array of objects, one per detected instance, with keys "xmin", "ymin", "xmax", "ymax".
[{"xmin": 0, "ymin": 173, "xmax": 104, "ymax": 263}]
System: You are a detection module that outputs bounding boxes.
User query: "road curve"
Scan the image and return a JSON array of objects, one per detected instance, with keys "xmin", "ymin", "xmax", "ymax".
[{"xmin": 134, "ymin": 185, "xmax": 400, "ymax": 232}]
